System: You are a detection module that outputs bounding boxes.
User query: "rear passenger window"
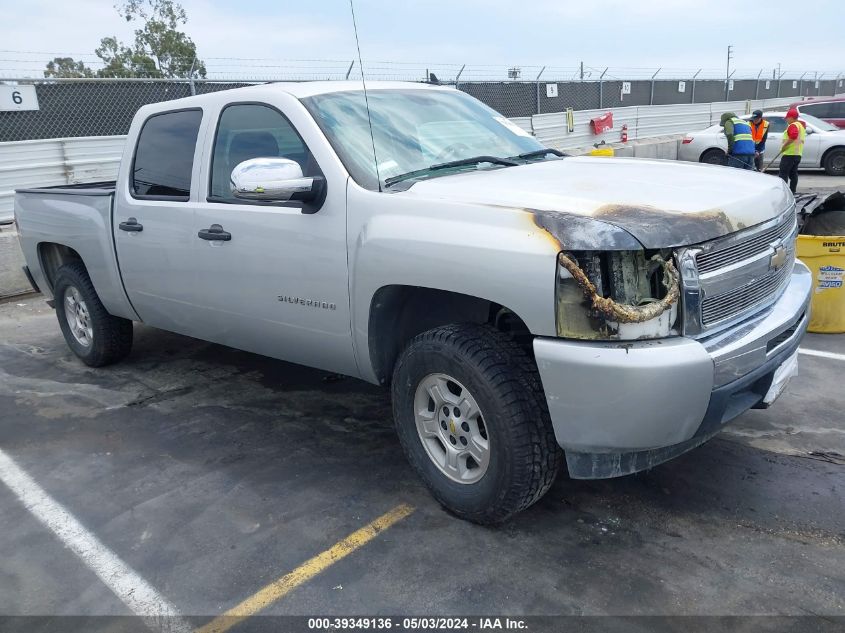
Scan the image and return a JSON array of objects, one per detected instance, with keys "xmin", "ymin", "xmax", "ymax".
[
  {"xmin": 132, "ymin": 110, "xmax": 202, "ymax": 200},
  {"xmin": 802, "ymin": 103, "xmax": 832, "ymax": 118},
  {"xmin": 209, "ymin": 104, "xmax": 319, "ymax": 201},
  {"xmin": 766, "ymin": 117, "xmax": 787, "ymax": 134}
]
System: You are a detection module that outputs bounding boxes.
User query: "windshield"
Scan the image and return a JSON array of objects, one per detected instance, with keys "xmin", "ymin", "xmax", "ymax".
[
  {"xmin": 799, "ymin": 113, "xmax": 839, "ymax": 132},
  {"xmin": 302, "ymin": 89, "xmax": 545, "ymax": 190}
]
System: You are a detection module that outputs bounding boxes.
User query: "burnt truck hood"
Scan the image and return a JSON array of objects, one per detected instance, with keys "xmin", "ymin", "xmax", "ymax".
[{"xmin": 403, "ymin": 156, "xmax": 793, "ymax": 249}]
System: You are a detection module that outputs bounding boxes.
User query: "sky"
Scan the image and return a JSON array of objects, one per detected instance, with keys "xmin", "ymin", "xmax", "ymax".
[{"xmin": 2, "ymin": 0, "xmax": 843, "ymax": 81}]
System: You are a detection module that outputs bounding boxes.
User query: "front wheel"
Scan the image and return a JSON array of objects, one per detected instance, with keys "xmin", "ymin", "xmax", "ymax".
[
  {"xmin": 54, "ymin": 262, "xmax": 133, "ymax": 367},
  {"xmin": 822, "ymin": 148, "xmax": 845, "ymax": 176},
  {"xmin": 391, "ymin": 324, "xmax": 562, "ymax": 524}
]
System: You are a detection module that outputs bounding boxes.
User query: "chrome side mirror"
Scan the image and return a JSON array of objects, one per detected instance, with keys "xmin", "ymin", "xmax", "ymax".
[{"xmin": 231, "ymin": 158, "xmax": 323, "ymax": 203}]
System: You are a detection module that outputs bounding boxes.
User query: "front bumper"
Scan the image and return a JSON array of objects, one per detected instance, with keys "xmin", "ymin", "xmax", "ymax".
[{"xmin": 533, "ymin": 260, "xmax": 812, "ymax": 479}]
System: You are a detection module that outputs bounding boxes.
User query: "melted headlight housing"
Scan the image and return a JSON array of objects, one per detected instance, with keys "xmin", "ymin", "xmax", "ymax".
[{"xmin": 555, "ymin": 249, "xmax": 680, "ymax": 340}]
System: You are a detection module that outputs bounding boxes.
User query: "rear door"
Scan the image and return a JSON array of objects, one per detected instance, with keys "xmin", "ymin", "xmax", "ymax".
[
  {"xmin": 113, "ymin": 108, "xmax": 205, "ymax": 334},
  {"xmin": 762, "ymin": 116, "xmax": 787, "ymax": 165},
  {"xmin": 831, "ymin": 102, "xmax": 845, "ymax": 129},
  {"xmin": 190, "ymin": 99, "xmax": 357, "ymax": 375}
]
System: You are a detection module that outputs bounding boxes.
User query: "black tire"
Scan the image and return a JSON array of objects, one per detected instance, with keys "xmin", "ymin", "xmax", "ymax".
[
  {"xmin": 53, "ymin": 262, "xmax": 133, "ymax": 367},
  {"xmin": 822, "ymin": 148, "xmax": 845, "ymax": 176},
  {"xmin": 391, "ymin": 323, "xmax": 562, "ymax": 524},
  {"xmin": 700, "ymin": 148, "xmax": 727, "ymax": 165}
]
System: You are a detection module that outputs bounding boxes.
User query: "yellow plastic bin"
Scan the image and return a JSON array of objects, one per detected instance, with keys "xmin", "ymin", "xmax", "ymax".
[{"xmin": 796, "ymin": 234, "xmax": 845, "ymax": 333}]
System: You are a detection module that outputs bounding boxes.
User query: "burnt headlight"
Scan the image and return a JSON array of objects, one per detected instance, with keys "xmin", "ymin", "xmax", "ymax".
[{"xmin": 555, "ymin": 250, "xmax": 680, "ymax": 340}]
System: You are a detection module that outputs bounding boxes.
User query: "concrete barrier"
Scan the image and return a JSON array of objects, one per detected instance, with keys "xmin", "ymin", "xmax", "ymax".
[{"xmin": 567, "ymin": 135, "xmax": 682, "ymax": 161}]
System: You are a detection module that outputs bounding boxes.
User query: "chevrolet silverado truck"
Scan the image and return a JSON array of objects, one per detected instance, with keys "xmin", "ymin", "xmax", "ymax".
[{"xmin": 14, "ymin": 82, "xmax": 812, "ymax": 524}]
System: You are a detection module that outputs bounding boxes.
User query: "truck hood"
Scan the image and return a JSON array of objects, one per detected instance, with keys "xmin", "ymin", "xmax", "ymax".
[{"xmin": 403, "ymin": 156, "xmax": 793, "ymax": 248}]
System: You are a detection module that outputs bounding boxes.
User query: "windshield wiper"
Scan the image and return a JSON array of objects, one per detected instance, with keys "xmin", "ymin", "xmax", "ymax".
[
  {"xmin": 384, "ymin": 155, "xmax": 520, "ymax": 188},
  {"xmin": 513, "ymin": 148, "xmax": 567, "ymax": 160}
]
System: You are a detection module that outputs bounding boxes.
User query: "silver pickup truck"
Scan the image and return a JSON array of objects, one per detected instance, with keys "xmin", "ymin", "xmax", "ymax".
[{"xmin": 15, "ymin": 81, "xmax": 812, "ymax": 523}]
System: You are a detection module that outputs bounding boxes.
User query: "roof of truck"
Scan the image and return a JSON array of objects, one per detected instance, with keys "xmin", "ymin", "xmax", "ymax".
[
  {"xmin": 134, "ymin": 80, "xmax": 454, "ymax": 114},
  {"xmin": 263, "ymin": 80, "xmax": 453, "ymax": 97}
]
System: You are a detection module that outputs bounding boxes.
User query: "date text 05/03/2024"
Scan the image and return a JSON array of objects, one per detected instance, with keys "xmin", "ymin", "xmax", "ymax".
[{"xmin": 307, "ymin": 617, "xmax": 528, "ymax": 630}]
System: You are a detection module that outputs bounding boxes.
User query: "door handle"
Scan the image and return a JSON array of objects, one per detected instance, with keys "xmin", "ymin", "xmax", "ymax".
[
  {"xmin": 198, "ymin": 224, "xmax": 232, "ymax": 241},
  {"xmin": 119, "ymin": 217, "xmax": 143, "ymax": 232}
]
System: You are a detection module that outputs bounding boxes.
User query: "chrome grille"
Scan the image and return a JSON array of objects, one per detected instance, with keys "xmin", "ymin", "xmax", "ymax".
[
  {"xmin": 696, "ymin": 214, "xmax": 795, "ymax": 274},
  {"xmin": 701, "ymin": 249, "xmax": 794, "ymax": 326},
  {"xmin": 678, "ymin": 206, "xmax": 797, "ymax": 337}
]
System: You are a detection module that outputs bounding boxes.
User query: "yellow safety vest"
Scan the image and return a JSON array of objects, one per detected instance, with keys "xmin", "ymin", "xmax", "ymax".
[{"xmin": 782, "ymin": 121, "xmax": 806, "ymax": 156}]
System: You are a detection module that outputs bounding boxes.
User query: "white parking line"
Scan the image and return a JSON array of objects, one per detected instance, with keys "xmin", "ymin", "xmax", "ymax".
[
  {"xmin": 799, "ymin": 348, "xmax": 845, "ymax": 362},
  {"xmin": 0, "ymin": 448, "xmax": 192, "ymax": 633}
]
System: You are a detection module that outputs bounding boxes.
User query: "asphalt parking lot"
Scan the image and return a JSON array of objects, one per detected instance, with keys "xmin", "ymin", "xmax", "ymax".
[{"xmin": 1, "ymin": 293, "xmax": 844, "ymax": 632}]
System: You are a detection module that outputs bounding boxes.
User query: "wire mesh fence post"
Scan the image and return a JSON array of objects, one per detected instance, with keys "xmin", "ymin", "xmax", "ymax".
[
  {"xmin": 345, "ymin": 60, "xmax": 355, "ymax": 80},
  {"xmin": 649, "ymin": 68, "xmax": 660, "ymax": 105},
  {"xmin": 691, "ymin": 69, "xmax": 701, "ymax": 103},
  {"xmin": 454, "ymin": 64, "xmax": 465, "ymax": 91},
  {"xmin": 188, "ymin": 59, "xmax": 196, "ymax": 96},
  {"xmin": 755, "ymin": 69, "xmax": 762, "ymax": 100},
  {"xmin": 598, "ymin": 67, "xmax": 608, "ymax": 108},
  {"xmin": 535, "ymin": 66, "xmax": 545, "ymax": 115}
]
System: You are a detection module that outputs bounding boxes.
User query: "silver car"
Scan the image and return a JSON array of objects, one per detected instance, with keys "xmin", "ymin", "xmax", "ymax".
[{"xmin": 678, "ymin": 111, "xmax": 845, "ymax": 175}]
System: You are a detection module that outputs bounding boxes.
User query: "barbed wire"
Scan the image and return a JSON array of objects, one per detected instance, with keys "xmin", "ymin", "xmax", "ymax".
[{"xmin": 1, "ymin": 51, "xmax": 842, "ymax": 82}]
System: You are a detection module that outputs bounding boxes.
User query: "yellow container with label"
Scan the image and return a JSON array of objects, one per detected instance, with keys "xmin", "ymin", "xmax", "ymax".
[
  {"xmin": 589, "ymin": 146, "xmax": 615, "ymax": 157},
  {"xmin": 796, "ymin": 234, "xmax": 845, "ymax": 333}
]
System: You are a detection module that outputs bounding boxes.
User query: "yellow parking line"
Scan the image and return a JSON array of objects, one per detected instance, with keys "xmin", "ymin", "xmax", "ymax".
[{"xmin": 195, "ymin": 503, "xmax": 415, "ymax": 633}]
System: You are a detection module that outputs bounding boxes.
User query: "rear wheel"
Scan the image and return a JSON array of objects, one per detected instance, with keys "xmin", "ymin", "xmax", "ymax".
[
  {"xmin": 700, "ymin": 148, "xmax": 727, "ymax": 165},
  {"xmin": 54, "ymin": 262, "xmax": 133, "ymax": 367},
  {"xmin": 391, "ymin": 323, "xmax": 561, "ymax": 524},
  {"xmin": 822, "ymin": 148, "xmax": 845, "ymax": 176}
]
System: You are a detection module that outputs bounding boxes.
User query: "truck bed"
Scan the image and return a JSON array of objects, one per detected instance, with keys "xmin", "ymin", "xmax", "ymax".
[{"xmin": 14, "ymin": 182, "xmax": 137, "ymax": 322}]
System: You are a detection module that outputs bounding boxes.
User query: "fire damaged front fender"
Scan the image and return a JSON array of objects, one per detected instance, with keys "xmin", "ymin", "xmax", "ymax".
[{"xmin": 346, "ymin": 183, "xmax": 653, "ymax": 384}]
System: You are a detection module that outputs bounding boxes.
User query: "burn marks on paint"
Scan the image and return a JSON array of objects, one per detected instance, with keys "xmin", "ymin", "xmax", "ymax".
[{"xmin": 527, "ymin": 204, "xmax": 737, "ymax": 251}]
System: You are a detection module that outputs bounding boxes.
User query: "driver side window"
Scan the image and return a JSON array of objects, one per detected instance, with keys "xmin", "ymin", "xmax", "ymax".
[{"xmin": 209, "ymin": 104, "xmax": 318, "ymax": 201}]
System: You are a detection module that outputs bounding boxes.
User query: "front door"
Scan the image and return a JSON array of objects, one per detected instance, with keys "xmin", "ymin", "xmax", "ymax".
[
  {"xmin": 801, "ymin": 125, "xmax": 823, "ymax": 167},
  {"xmin": 114, "ymin": 108, "xmax": 204, "ymax": 335},
  {"xmin": 762, "ymin": 115, "xmax": 787, "ymax": 166},
  {"xmin": 191, "ymin": 102, "xmax": 357, "ymax": 376}
]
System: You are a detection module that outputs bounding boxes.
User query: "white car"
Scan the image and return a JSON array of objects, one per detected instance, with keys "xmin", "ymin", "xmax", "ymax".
[{"xmin": 679, "ymin": 111, "xmax": 845, "ymax": 176}]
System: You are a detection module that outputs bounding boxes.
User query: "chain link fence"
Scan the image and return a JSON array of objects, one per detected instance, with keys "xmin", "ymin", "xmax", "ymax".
[{"xmin": 1, "ymin": 62, "xmax": 843, "ymax": 141}]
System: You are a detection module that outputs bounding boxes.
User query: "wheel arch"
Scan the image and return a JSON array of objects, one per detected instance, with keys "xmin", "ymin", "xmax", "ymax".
[
  {"xmin": 367, "ymin": 285, "xmax": 532, "ymax": 386},
  {"xmin": 37, "ymin": 242, "xmax": 85, "ymax": 294},
  {"xmin": 35, "ymin": 241, "xmax": 139, "ymax": 321}
]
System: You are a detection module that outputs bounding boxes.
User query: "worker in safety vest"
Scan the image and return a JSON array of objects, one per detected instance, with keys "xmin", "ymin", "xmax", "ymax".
[
  {"xmin": 779, "ymin": 108, "xmax": 806, "ymax": 193},
  {"xmin": 719, "ymin": 112, "xmax": 756, "ymax": 170},
  {"xmin": 749, "ymin": 109, "xmax": 769, "ymax": 172}
]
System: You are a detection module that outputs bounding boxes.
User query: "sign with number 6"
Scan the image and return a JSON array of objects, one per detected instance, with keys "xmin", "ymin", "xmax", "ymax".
[{"xmin": 1, "ymin": 85, "xmax": 39, "ymax": 111}]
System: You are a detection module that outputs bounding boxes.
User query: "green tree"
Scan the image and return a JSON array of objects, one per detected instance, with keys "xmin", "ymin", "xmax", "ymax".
[
  {"xmin": 44, "ymin": 0, "xmax": 206, "ymax": 79},
  {"xmin": 95, "ymin": 36, "xmax": 159, "ymax": 78},
  {"xmin": 44, "ymin": 57, "xmax": 95, "ymax": 78}
]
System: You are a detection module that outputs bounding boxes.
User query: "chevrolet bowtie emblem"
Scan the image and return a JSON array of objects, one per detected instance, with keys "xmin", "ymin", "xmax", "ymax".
[
  {"xmin": 449, "ymin": 420, "xmax": 456, "ymax": 434},
  {"xmin": 770, "ymin": 244, "xmax": 788, "ymax": 271}
]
